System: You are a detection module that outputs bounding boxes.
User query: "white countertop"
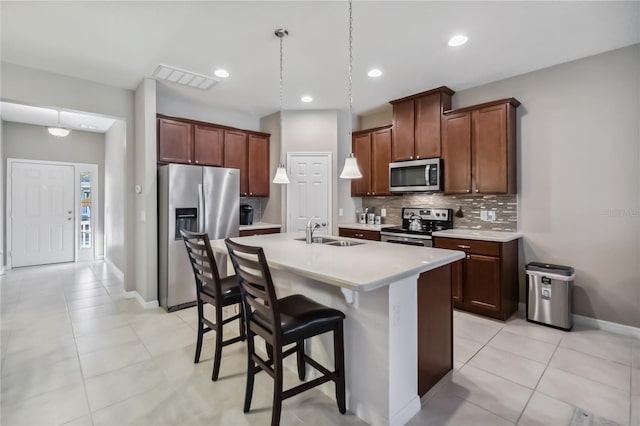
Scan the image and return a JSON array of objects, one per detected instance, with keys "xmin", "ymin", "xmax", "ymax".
[
  {"xmin": 432, "ymin": 229, "xmax": 522, "ymax": 242},
  {"xmin": 239, "ymin": 222, "xmax": 281, "ymax": 231},
  {"xmin": 338, "ymin": 223, "xmax": 398, "ymax": 231},
  {"xmin": 211, "ymin": 232, "xmax": 464, "ymax": 292}
]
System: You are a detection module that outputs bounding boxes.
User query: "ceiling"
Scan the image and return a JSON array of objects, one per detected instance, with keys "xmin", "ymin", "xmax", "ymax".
[{"xmin": 1, "ymin": 1, "xmax": 639, "ymax": 119}]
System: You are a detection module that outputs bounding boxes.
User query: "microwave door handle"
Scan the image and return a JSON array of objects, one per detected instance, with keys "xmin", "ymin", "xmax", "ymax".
[{"xmin": 425, "ymin": 164, "xmax": 430, "ymax": 185}]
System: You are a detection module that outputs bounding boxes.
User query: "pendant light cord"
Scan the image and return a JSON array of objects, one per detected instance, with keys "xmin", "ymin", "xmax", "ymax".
[
  {"xmin": 279, "ymin": 31, "xmax": 284, "ymax": 164},
  {"xmin": 348, "ymin": 0, "xmax": 353, "ymax": 133}
]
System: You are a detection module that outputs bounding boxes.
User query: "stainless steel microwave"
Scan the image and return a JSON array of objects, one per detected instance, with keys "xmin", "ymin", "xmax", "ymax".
[{"xmin": 389, "ymin": 158, "xmax": 443, "ymax": 193}]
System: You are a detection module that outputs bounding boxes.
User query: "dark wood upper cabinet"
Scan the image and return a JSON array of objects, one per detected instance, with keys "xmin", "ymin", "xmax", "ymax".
[
  {"xmin": 351, "ymin": 126, "xmax": 392, "ymax": 197},
  {"xmin": 371, "ymin": 128, "xmax": 392, "ymax": 196},
  {"xmin": 442, "ymin": 98, "xmax": 519, "ymax": 195},
  {"xmin": 247, "ymin": 134, "xmax": 270, "ymax": 197},
  {"xmin": 193, "ymin": 124, "xmax": 223, "ymax": 167},
  {"xmin": 442, "ymin": 111, "xmax": 472, "ymax": 194},
  {"xmin": 390, "ymin": 87, "xmax": 454, "ymax": 162},
  {"xmin": 351, "ymin": 133, "xmax": 372, "ymax": 197},
  {"xmin": 223, "ymin": 130, "xmax": 249, "ymax": 196},
  {"xmin": 158, "ymin": 118, "xmax": 193, "ymax": 164}
]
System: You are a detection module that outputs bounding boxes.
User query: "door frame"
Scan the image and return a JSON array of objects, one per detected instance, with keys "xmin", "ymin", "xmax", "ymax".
[
  {"xmin": 6, "ymin": 158, "xmax": 100, "ymax": 269},
  {"xmin": 285, "ymin": 152, "xmax": 332, "ymax": 233}
]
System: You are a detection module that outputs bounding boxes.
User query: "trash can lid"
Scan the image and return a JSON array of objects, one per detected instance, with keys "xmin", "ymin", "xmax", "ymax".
[{"xmin": 526, "ymin": 262, "xmax": 574, "ymax": 276}]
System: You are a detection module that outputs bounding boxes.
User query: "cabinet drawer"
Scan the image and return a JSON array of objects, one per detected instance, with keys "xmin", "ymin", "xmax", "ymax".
[
  {"xmin": 434, "ymin": 237, "xmax": 500, "ymax": 257},
  {"xmin": 338, "ymin": 228, "xmax": 381, "ymax": 241},
  {"xmin": 239, "ymin": 228, "xmax": 280, "ymax": 237}
]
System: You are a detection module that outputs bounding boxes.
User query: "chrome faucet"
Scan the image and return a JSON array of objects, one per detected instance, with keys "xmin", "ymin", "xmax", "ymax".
[{"xmin": 305, "ymin": 216, "xmax": 322, "ymax": 244}]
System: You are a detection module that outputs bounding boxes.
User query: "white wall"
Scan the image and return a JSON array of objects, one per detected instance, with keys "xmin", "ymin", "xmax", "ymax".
[
  {"xmin": 134, "ymin": 78, "xmax": 158, "ymax": 302},
  {"xmin": 452, "ymin": 44, "xmax": 640, "ymax": 327},
  {"xmin": 260, "ymin": 112, "xmax": 283, "ymax": 225},
  {"xmin": 3, "ymin": 122, "xmax": 106, "ymax": 258},
  {"xmin": 0, "ymin": 120, "xmax": 4, "ymax": 272},
  {"xmin": 337, "ymin": 110, "xmax": 362, "ymax": 225},
  {"xmin": 156, "ymin": 84, "xmax": 260, "ymax": 131},
  {"xmin": 1, "ymin": 62, "xmax": 135, "ymax": 288}
]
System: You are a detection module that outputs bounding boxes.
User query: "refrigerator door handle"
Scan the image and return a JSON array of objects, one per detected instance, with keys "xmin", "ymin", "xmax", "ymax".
[{"xmin": 198, "ymin": 183, "xmax": 205, "ymax": 233}]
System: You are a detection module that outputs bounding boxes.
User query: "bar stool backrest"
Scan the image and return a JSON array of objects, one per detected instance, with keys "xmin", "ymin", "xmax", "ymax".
[
  {"xmin": 224, "ymin": 238, "xmax": 281, "ymax": 343},
  {"xmin": 181, "ymin": 230, "xmax": 223, "ymax": 302}
]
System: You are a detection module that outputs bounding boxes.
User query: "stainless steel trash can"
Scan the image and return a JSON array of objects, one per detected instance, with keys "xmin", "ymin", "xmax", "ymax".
[{"xmin": 526, "ymin": 262, "xmax": 575, "ymax": 331}]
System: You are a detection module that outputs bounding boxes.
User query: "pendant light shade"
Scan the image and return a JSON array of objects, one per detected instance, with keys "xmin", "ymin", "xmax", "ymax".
[
  {"xmin": 272, "ymin": 28, "xmax": 290, "ymax": 185},
  {"xmin": 48, "ymin": 111, "xmax": 71, "ymax": 137},
  {"xmin": 339, "ymin": 0, "xmax": 362, "ymax": 180},
  {"xmin": 340, "ymin": 153, "xmax": 362, "ymax": 179},
  {"xmin": 272, "ymin": 163, "xmax": 290, "ymax": 184}
]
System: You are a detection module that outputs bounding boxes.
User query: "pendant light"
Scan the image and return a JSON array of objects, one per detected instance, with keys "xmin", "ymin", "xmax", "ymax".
[
  {"xmin": 48, "ymin": 110, "xmax": 71, "ymax": 137},
  {"xmin": 272, "ymin": 28, "xmax": 290, "ymax": 185},
  {"xmin": 340, "ymin": 0, "xmax": 362, "ymax": 179}
]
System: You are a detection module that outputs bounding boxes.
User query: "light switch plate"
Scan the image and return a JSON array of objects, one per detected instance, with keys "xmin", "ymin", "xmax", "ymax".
[
  {"xmin": 480, "ymin": 210, "xmax": 488, "ymax": 221},
  {"xmin": 487, "ymin": 211, "xmax": 496, "ymax": 221},
  {"xmin": 338, "ymin": 208, "xmax": 343, "ymax": 217},
  {"xmin": 381, "ymin": 208, "xmax": 387, "ymax": 217}
]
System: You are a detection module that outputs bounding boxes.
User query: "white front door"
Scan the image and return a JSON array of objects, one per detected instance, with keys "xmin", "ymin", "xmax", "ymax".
[
  {"xmin": 10, "ymin": 162, "xmax": 75, "ymax": 267},
  {"xmin": 287, "ymin": 153, "xmax": 331, "ymax": 233}
]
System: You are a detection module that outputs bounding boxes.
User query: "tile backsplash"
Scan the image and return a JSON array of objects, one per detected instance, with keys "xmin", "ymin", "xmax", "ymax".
[{"xmin": 362, "ymin": 194, "xmax": 518, "ymax": 231}]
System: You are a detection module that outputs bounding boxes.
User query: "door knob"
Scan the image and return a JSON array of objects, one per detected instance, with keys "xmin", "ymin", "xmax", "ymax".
[{"xmin": 67, "ymin": 218, "xmax": 73, "ymax": 221}]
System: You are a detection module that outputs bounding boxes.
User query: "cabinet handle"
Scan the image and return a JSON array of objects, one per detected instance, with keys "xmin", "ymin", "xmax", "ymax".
[
  {"xmin": 475, "ymin": 189, "xmax": 479, "ymax": 193},
  {"xmin": 467, "ymin": 255, "xmax": 470, "ymax": 259},
  {"xmin": 195, "ymin": 160, "xmax": 199, "ymax": 164},
  {"xmin": 410, "ymin": 156, "xmax": 413, "ymax": 160},
  {"xmin": 416, "ymin": 156, "xmax": 420, "ymax": 159},
  {"xmin": 188, "ymin": 160, "xmax": 192, "ymax": 164},
  {"xmin": 457, "ymin": 245, "xmax": 471, "ymax": 249},
  {"xmin": 355, "ymin": 233, "xmax": 364, "ymax": 237},
  {"xmin": 367, "ymin": 192, "xmax": 370, "ymax": 195},
  {"xmin": 249, "ymin": 192, "xmax": 252, "ymax": 195},
  {"xmin": 466, "ymin": 189, "xmax": 470, "ymax": 193},
  {"xmin": 372, "ymin": 192, "xmax": 375, "ymax": 195}
]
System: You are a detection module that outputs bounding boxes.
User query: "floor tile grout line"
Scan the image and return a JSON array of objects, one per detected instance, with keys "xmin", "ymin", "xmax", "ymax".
[{"xmin": 64, "ymin": 276, "xmax": 97, "ymax": 426}]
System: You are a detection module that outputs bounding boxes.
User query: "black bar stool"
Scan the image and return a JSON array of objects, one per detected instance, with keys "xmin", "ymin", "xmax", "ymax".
[
  {"xmin": 181, "ymin": 230, "xmax": 245, "ymax": 381},
  {"xmin": 224, "ymin": 238, "xmax": 346, "ymax": 426}
]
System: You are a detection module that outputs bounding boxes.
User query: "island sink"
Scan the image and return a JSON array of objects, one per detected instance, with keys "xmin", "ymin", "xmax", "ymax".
[
  {"xmin": 325, "ymin": 240, "xmax": 363, "ymax": 247},
  {"xmin": 293, "ymin": 236, "xmax": 338, "ymax": 244}
]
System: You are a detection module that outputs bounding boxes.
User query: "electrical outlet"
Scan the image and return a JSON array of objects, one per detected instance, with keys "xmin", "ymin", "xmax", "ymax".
[
  {"xmin": 487, "ymin": 211, "xmax": 496, "ymax": 221},
  {"xmin": 480, "ymin": 210, "xmax": 488, "ymax": 221},
  {"xmin": 381, "ymin": 208, "xmax": 387, "ymax": 217},
  {"xmin": 338, "ymin": 208, "xmax": 343, "ymax": 217}
]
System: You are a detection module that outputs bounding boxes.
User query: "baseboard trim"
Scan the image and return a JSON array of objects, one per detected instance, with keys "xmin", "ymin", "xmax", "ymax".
[
  {"xmin": 124, "ymin": 290, "xmax": 160, "ymax": 310},
  {"xmin": 518, "ymin": 302, "xmax": 640, "ymax": 338},
  {"xmin": 103, "ymin": 257, "xmax": 124, "ymax": 281}
]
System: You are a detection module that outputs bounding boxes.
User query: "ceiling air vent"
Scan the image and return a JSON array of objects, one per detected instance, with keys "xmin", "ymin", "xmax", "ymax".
[{"xmin": 152, "ymin": 64, "xmax": 219, "ymax": 90}]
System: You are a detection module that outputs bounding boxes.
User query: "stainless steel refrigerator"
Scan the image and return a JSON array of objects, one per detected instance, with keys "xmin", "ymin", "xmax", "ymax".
[{"xmin": 158, "ymin": 164, "xmax": 239, "ymax": 311}]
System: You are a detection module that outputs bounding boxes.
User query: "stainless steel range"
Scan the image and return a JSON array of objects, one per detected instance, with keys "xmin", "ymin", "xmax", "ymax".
[{"xmin": 380, "ymin": 207, "xmax": 453, "ymax": 247}]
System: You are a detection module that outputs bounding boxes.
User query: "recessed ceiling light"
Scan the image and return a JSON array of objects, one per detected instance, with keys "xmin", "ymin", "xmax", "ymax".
[
  {"xmin": 214, "ymin": 69, "xmax": 230, "ymax": 78},
  {"xmin": 367, "ymin": 69, "xmax": 382, "ymax": 78},
  {"xmin": 301, "ymin": 95, "xmax": 313, "ymax": 103},
  {"xmin": 448, "ymin": 34, "xmax": 468, "ymax": 47}
]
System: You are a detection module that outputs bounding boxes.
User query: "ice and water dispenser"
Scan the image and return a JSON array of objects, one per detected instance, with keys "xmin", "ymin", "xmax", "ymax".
[{"xmin": 174, "ymin": 208, "xmax": 198, "ymax": 239}]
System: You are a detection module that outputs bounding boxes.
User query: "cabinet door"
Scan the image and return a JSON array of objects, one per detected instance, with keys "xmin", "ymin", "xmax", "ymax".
[
  {"xmin": 248, "ymin": 134, "xmax": 270, "ymax": 197},
  {"xmin": 414, "ymin": 94, "xmax": 442, "ymax": 159},
  {"xmin": 158, "ymin": 118, "xmax": 193, "ymax": 164},
  {"xmin": 338, "ymin": 228, "xmax": 380, "ymax": 241},
  {"xmin": 442, "ymin": 112, "xmax": 472, "ymax": 194},
  {"xmin": 451, "ymin": 259, "xmax": 464, "ymax": 303},
  {"xmin": 391, "ymin": 100, "xmax": 415, "ymax": 161},
  {"xmin": 472, "ymin": 104, "xmax": 508, "ymax": 194},
  {"xmin": 370, "ymin": 128, "xmax": 392, "ymax": 196},
  {"xmin": 193, "ymin": 124, "xmax": 223, "ymax": 166},
  {"xmin": 351, "ymin": 133, "xmax": 371, "ymax": 196},
  {"xmin": 223, "ymin": 130, "xmax": 248, "ymax": 196},
  {"xmin": 464, "ymin": 254, "xmax": 501, "ymax": 312}
]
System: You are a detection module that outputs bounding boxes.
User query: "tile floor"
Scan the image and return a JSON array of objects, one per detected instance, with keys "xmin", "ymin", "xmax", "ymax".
[{"xmin": 1, "ymin": 261, "xmax": 638, "ymax": 425}]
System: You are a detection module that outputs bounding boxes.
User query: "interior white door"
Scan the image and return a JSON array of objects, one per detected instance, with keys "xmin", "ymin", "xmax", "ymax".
[
  {"xmin": 287, "ymin": 154, "xmax": 331, "ymax": 233},
  {"xmin": 11, "ymin": 162, "xmax": 75, "ymax": 267}
]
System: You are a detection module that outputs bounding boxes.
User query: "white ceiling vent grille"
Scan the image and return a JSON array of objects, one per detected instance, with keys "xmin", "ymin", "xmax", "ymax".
[{"xmin": 152, "ymin": 64, "xmax": 219, "ymax": 90}]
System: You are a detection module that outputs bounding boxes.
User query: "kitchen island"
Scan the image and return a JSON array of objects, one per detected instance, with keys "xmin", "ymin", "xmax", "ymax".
[{"xmin": 210, "ymin": 232, "xmax": 464, "ymax": 426}]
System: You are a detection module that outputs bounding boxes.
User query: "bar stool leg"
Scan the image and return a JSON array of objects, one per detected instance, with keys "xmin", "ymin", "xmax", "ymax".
[
  {"xmin": 244, "ymin": 332, "xmax": 256, "ymax": 413},
  {"xmin": 296, "ymin": 340, "xmax": 306, "ymax": 380},
  {"xmin": 194, "ymin": 302, "xmax": 205, "ymax": 363},
  {"xmin": 239, "ymin": 304, "xmax": 246, "ymax": 341},
  {"xmin": 271, "ymin": 349, "xmax": 284, "ymax": 426},
  {"xmin": 211, "ymin": 305, "xmax": 224, "ymax": 381},
  {"xmin": 334, "ymin": 321, "xmax": 346, "ymax": 414}
]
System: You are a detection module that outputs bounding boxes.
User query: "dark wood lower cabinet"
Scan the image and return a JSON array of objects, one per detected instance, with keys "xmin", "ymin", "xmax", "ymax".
[
  {"xmin": 239, "ymin": 227, "xmax": 280, "ymax": 237},
  {"xmin": 338, "ymin": 228, "xmax": 381, "ymax": 241},
  {"xmin": 434, "ymin": 237, "xmax": 519, "ymax": 321},
  {"xmin": 417, "ymin": 264, "xmax": 453, "ymax": 396}
]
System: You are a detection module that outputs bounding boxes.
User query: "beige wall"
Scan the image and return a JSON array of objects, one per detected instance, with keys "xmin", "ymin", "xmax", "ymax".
[
  {"xmin": 260, "ymin": 112, "xmax": 283, "ymax": 225},
  {"xmin": 453, "ymin": 44, "xmax": 640, "ymax": 327},
  {"xmin": 3, "ymin": 122, "xmax": 106, "ymax": 258},
  {"xmin": 359, "ymin": 107, "xmax": 392, "ymax": 130}
]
